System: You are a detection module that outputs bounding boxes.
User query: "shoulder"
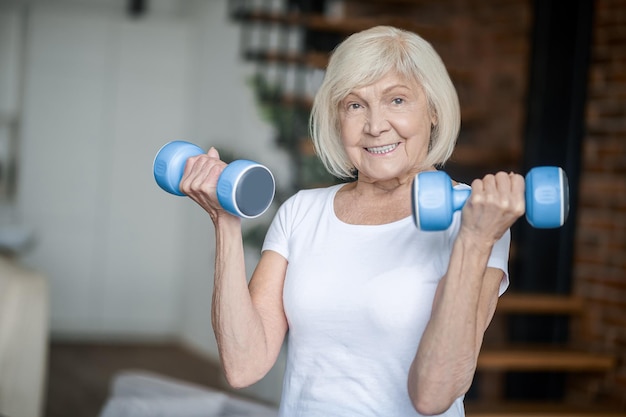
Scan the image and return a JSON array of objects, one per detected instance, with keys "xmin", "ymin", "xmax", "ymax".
[
  {"xmin": 282, "ymin": 184, "xmax": 343, "ymax": 212},
  {"xmin": 294, "ymin": 184, "xmax": 343, "ymax": 199},
  {"xmin": 274, "ymin": 184, "xmax": 342, "ymax": 227}
]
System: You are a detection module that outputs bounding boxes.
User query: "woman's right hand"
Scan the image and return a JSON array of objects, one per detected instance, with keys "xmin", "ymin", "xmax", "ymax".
[{"xmin": 179, "ymin": 147, "xmax": 237, "ymax": 223}]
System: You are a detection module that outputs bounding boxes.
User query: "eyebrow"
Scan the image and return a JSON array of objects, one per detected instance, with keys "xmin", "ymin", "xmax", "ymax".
[
  {"xmin": 381, "ymin": 84, "xmax": 412, "ymax": 94},
  {"xmin": 344, "ymin": 83, "xmax": 413, "ymax": 101}
]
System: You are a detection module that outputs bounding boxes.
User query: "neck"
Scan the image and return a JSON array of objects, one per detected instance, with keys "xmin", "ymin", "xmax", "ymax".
[
  {"xmin": 334, "ymin": 169, "xmax": 434, "ymax": 225},
  {"xmin": 353, "ymin": 166, "xmax": 436, "ymax": 194}
]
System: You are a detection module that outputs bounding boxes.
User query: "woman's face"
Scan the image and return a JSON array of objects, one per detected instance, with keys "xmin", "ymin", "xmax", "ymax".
[{"xmin": 339, "ymin": 71, "xmax": 435, "ymax": 184}]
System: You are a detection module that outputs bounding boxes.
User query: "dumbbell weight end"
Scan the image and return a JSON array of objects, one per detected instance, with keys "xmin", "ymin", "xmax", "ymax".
[
  {"xmin": 411, "ymin": 171, "xmax": 471, "ymax": 231},
  {"xmin": 525, "ymin": 166, "xmax": 569, "ymax": 228},
  {"xmin": 216, "ymin": 159, "xmax": 275, "ymax": 219},
  {"xmin": 154, "ymin": 141, "xmax": 205, "ymax": 196}
]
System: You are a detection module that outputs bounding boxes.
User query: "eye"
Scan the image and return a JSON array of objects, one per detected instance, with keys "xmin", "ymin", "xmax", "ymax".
[
  {"xmin": 392, "ymin": 97, "xmax": 405, "ymax": 105},
  {"xmin": 346, "ymin": 102, "xmax": 362, "ymax": 111}
]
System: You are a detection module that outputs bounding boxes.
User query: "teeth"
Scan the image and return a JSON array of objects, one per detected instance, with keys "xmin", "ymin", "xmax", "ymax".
[{"xmin": 366, "ymin": 143, "xmax": 398, "ymax": 154}]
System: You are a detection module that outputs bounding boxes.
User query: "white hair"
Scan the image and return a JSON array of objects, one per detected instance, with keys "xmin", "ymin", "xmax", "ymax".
[{"xmin": 310, "ymin": 25, "xmax": 461, "ymax": 179}]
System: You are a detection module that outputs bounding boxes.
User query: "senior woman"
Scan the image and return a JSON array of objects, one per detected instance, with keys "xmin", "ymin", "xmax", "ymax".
[{"xmin": 180, "ymin": 26, "xmax": 525, "ymax": 416}]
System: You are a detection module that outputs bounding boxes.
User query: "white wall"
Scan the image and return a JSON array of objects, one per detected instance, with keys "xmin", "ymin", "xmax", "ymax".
[
  {"xmin": 18, "ymin": 1, "xmax": 192, "ymax": 338},
  {"xmin": 8, "ymin": 0, "xmax": 290, "ymax": 404},
  {"xmin": 0, "ymin": 7, "xmax": 22, "ymax": 209},
  {"xmin": 177, "ymin": 0, "xmax": 289, "ymax": 403}
]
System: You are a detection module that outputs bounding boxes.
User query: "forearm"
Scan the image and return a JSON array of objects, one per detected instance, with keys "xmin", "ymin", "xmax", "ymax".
[
  {"xmin": 408, "ymin": 233, "xmax": 499, "ymax": 414},
  {"xmin": 211, "ymin": 215, "xmax": 270, "ymax": 388}
]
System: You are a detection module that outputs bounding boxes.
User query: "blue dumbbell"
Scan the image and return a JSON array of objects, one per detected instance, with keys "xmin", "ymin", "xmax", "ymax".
[
  {"xmin": 153, "ymin": 141, "xmax": 275, "ymax": 219},
  {"xmin": 412, "ymin": 166, "xmax": 569, "ymax": 231}
]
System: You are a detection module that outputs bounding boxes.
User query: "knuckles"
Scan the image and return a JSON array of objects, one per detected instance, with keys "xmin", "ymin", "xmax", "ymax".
[
  {"xmin": 180, "ymin": 155, "xmax": 226, "ymax": 198},
  {"xmin": 468, "ymin": 171, "xmax": 526, "ymax": 220}
]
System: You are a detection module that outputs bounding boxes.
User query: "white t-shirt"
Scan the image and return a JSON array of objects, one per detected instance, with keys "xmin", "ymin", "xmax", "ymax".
[{"xmin": 262, "ymin": 183, "xmax": 510, "ymax": 417}]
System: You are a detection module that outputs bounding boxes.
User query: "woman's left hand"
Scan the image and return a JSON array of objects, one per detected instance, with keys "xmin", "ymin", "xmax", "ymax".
[{"xmin": 460, "ymin": 171, "xmax": 526, "ymax": 246}]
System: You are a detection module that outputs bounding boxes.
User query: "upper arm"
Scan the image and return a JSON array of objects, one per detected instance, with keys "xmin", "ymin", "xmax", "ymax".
[
  {"xmin": 430, "ymin": 266, "xmax": 504, "ymax": 351},
  {"xmin": 248, "ymin": 250, "xmax": 289, "ymax": 358},
  {"xmin": 477, "ymin": 267, "xmax": 505, "ymax": 338}
]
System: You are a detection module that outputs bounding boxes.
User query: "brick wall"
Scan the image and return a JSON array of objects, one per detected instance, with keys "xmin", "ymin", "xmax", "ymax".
[
  {"xmin": 573, "ymin": 0, "xmax": 626, "ymax": 402},
  {"xmin": 342, "ymin": 0, "xmax": 531, "ymax": 182}
]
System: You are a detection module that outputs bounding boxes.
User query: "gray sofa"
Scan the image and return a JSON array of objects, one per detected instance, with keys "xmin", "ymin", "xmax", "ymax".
[
  {"xmin": 99, "ymin": 370, "xmax": 279, "ymax": 417},
  {"xmin": 0, "ymin": 255, "xmax": 48, "ymax": 417}
]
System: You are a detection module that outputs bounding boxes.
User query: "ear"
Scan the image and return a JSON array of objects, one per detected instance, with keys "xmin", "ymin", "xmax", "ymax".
[{"xmin": 430, "ymin": 110, "xmax": 438, "ymax": 127}]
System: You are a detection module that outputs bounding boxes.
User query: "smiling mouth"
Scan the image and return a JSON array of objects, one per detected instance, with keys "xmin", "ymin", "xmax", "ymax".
[{"xmin": 365, "ymin": 143, "xmax": 399, "ymax": 155}]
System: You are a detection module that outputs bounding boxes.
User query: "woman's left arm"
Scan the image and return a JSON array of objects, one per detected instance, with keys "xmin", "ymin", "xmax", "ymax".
[{"xmin": 408, "ymin": 172, "xmax": 525, "ymax": 415}]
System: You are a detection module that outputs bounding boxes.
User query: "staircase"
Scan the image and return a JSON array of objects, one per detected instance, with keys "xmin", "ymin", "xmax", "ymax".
[
  {"xmin": 228, "ymin": 0, "xmax": 625, "ymax": 414},
  {"xmin": 467, "ymin": 292, "xmax": 624, "ymax": 416}
]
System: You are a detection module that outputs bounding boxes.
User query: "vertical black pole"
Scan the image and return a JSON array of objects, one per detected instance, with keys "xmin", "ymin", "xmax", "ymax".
[
  {"xmin": 508, "ymin": 0, "xmax": 594, "ymax": 400},
  {"xmin": 515, "ymin": 0, "xmax": 594, "ymax": 295}
]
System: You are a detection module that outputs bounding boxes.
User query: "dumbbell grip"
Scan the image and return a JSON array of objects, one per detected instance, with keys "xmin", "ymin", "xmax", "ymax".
[{"xmin": 453, "ymin": 188, "xmax": 471, "ymax": 212}]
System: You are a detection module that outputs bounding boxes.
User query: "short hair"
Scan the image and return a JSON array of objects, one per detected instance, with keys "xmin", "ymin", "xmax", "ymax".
[{"xmin": 310, "ymin": 25, "xmax": 461, "ymax": 180}]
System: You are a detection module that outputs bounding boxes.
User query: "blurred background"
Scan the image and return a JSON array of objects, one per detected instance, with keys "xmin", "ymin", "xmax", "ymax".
[{"xmin": 0, "ymin": 0, "xmax": 623, "ymax": 416}]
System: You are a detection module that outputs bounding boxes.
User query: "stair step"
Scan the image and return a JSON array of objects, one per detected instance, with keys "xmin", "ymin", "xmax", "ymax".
[
  {"xmin": 497, "ymin": 293, "xmax": 585, "ymax": 315},
  {"xmin": 466, "ymin": 402, "xmax": 626, "ymax": 417},
  {"xmin": 477, "ymin": 347, "xmax": 616, "ymax": 371},
  {"xmin": 231, "ymin": 9, "xmax": 450, "ymax": 41}
]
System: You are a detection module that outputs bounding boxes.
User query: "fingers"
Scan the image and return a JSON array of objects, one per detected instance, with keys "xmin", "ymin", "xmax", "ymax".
[
  {"xmin": 473, "ymin": 172, "xmax": 524, "ymax": 199},
  {"xmin": 179, "ymin": 147, "xmax": 226, "ymax": 197},
  {"xmin": 207, "ymin": 146, "xmax": 220, "ymax": 159},
  {"xmin": 508, "ymin": 172, "xmax": 526, "ymax": 217},
  {"xmin": 462, "ymin": 171, "xmax": 526, "ymax": 241},
  {"xmin": 486, "ymin": 172, "xmax": 525, "ymax": 212}
]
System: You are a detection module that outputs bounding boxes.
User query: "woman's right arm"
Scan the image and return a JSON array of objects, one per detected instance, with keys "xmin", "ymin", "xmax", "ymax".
[
  {"xmin": 180, "ymin": 148, "xmax": 288, "ymax": 389},
  {"xmin": 212, "ymin": 216, "xmax": 288, "ymax": 388}
]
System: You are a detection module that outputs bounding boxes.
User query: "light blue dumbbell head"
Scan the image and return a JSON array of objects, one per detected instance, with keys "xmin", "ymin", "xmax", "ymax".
[
  {"xmin": 525, "ymin": 166, "xmax": 569, "ymax": 228},
  {"xmin": 154, "ymin": 141, "xmax": 205, "ymax": 196},
  {"xmin": 217, "ymin": 160, "xmax": 275, "ymax": 219},
  {"xmin": 413, "ymin": 171, "xmax": 458, "ymax": 231}
]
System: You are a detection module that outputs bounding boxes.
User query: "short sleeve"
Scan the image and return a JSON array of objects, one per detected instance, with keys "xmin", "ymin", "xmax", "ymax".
[
  {"xmin": 261, "ymin": 196, "xmax": 292, "ymax": 260},
  {"xmin": 488, "ymin": 228, "xmax": 511, "ymax": 296}
]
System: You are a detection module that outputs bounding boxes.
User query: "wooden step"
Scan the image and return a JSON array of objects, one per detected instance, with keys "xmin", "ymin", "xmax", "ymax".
[
  {"xmin": 231, "ymin": 10, "xmax": 450, "ymax": 41},
  {"xmin": 243, "ymin": 50, "xmax": 329, "ymax": 69},
  {"xmin": 242, "ymin": 48, "xmax": 474, "ymax": 85},
  {"xmin": 497, "ymin": 293, "xmax": 586, "ymax": 315},
  {"xmin": 466, "ymin": 402, "xmax": 626, "ymax": 417},
  {"xmin": 477, "ymin": 346, "xmax": 616, "ymax": 371}
]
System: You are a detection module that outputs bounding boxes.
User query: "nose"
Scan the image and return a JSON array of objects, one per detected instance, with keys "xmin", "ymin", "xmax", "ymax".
[{"xmin": 364, "ymin": 107, "xmax": 390, "ymax": 137}]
